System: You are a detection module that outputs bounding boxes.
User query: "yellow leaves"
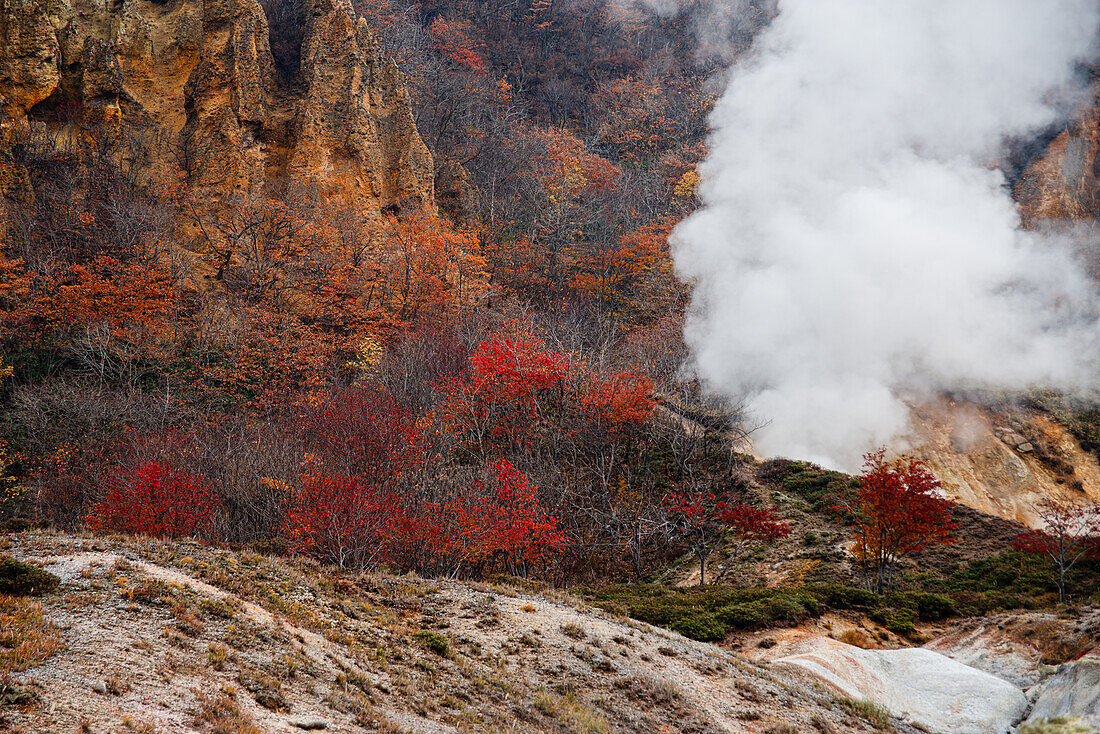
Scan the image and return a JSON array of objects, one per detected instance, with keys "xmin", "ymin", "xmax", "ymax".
[
  {"xmin": 347, "ymin": 338, "xmax": 384, "ymax": 382},
  {"xmin": 672, "ymin": 169, "xmax": 700, "ymax": 202},
  {"xmin": 0, "ymin": 356, "xmax": 12, "ymax": 380},
  {"xmin": 258, "ymin": 477, "xmax": 290, "ymax": 494}
]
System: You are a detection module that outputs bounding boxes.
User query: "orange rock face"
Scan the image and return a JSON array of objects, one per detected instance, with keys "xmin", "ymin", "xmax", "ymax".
[{"xmin": 0, "ymin": 0, "xmax": 435, "ymax": 221}]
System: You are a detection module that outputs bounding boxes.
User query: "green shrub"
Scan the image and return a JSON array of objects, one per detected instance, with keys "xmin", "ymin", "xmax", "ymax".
[
  {"xmin": 716, "ymin": 593, "xmax": 816, "ymax": 630},
  {"xmin": 0, "ymin": 557, "xmax": 60, "ymax": 596},
  {"xmin": 907, "ymin": 592, "xmax": 955, "ymax": 620},
  {"xmin": 805, "ymin": 584, "xmax": 878, "ymax": 610},
  {"xmin": 413, "ymin": 630, "xmax": 451, "ymax": 657},
  {"xmin": 758, "ymin": 459, "xmax": 857, "ymax": 511},
  {"xmin": 870, "ymin": 607, "xmax": 915, "ymax": 635},
  {"xmin": 669, "ymin": 612, "xmax": 726, "ymax": 642}
]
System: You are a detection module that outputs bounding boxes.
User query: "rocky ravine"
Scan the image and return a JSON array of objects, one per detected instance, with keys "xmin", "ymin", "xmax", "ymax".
[
  {"xmin": 0, "ymin": 0, "xmax": 437, "ymax": 223},
  {"xmin": 744, "ymin": 612, "xmax": 1100, "ymax": 734}
]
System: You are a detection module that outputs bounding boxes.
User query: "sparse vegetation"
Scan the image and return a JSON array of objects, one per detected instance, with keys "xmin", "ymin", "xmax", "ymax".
[
  {"xmin": 0, "ymin": 594, "xmax": 62, "ymax": 674},
  {"xmin": 195, "ymin": 686, "xmax": 262, "ymax": 734},
  {"xmin": 1019, "ymin": 717, "xmax": 1093, "ymax": 734},
  {"xmin": 837, "ymin": 698, "xmax": 892, "ymax": 730},
  {"xmin": 412, "ymin": 630, "xmax": 451, "ymax": 658}
]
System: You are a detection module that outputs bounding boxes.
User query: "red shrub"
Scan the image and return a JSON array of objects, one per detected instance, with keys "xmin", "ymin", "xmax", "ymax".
[
  {"xmin": 394, "ymin": 460, "xmax": 566, "ymax": 578},
  {"xmin": 87, "ymin": 461, "xmax": 219, "ymax": 540},
  {"xmin": 438, "ymin": 336, "xmax": 571, "ymax": 459},
  {"xmin": 281, "ymin": 471, "xmax": 402, "ymax": 568}
]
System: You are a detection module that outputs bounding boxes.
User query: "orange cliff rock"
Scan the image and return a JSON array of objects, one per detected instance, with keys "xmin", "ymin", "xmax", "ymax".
[{"xmin": 0, "ymin": 0, "xmax": 436, "ymax": 222}]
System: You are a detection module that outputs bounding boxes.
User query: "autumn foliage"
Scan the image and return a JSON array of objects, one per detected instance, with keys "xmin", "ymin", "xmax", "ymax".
[
  {"xmin": 87, "ymin": 461, "xmax": 220, "ymax": 540},
  {"xmin": 845, "ymin": 450, "xmax": 957, "ymax": 593},
  {"xmin": 1012, "ymin": 499, "xmax": 1100, "ymax": 603},
  {"xmin": 1, "ymin": 0, "xmax": 768, "ymax": 589},
  {"xmin": 282, "ymin": 472, "xmax": 402, "ymax": 569},
  {"xmin": 398, "ymin": 459, "xmax": 565, "ymax": 578},
  {"xmin": 665, "ymin": 486, "xmax": 790, "ymax": 586}
]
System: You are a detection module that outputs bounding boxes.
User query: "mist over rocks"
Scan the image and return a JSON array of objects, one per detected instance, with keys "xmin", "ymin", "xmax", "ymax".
[{"xmin": 672, "ymin": 0, "xmax": 1100, "ymax": 470}]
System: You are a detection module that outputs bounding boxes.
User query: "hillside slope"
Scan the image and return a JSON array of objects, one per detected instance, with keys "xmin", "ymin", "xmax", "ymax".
[
  {"xmin": 6, "ymin": 532, "xmax": 915, "ymax": 734},
  {"xmin": 909, "ymin": 397, "xmax": 1100, "ymax": 527}
]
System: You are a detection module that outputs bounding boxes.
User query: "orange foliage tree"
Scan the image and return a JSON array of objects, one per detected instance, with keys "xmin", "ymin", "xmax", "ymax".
[
  {"xmin": 569, "ymin": 217, "xmax": 682, "ymax": 322},
  {"xmin": 844, "ymin": 450, "xmax": 957, "ymax": 593},
  {"xmin": 0, "ymin": 254, "xmax": 175, "ymax": 381}
]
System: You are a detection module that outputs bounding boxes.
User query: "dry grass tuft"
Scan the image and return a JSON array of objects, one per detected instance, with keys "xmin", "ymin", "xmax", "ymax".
[
  {"xmin": 195, "ymin": 686, "xmax": 263, "ymax": 734},
  {"xmin": 0, "ymin": 594, "xmax": 63, "ymax": 674}
]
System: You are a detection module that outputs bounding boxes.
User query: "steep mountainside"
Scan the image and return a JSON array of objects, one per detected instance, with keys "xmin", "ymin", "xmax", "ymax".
[{"xmin": 0, "ymin": 0, "xmax": 435, "ymax": 222}]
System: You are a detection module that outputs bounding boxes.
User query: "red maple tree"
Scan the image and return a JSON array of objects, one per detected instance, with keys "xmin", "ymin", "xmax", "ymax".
[
  {"xmin": 845, "ymin": 449, "xmax": 957, "ymax": 593},
  {"xmin": 665, "ymin": 486, "xmax": 789, "ymax": 586},
  {"xmin": 1012, "ymin": 499, "xmax": 1100, "ymax": 603}
]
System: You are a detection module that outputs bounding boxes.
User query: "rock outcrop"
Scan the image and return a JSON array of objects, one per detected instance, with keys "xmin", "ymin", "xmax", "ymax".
[
  {"xmin": 0, "ymin": 0, "xmax": 435, "ymax": 222},
  {"xmin": 1015, "ymin": 88, "xmax": 1100, "ymax": 225},
  {"xmin": 1024, "ymin": 657, "xmax": 1100, "ymax": 729},
  {"xmin": 925, "ymin": 611, "xmax": 1100, "ymax": 730},
  {"xmin": 435, "ymin": 158, "xmax": 479, "ymax": 226},
  {"xmin": 907, "ymin": 398, "xmax": 1100, "ymax": 527},
  {"xmin": 759, "ymin": 633, "xmax": 1028, "ymax": 734}
]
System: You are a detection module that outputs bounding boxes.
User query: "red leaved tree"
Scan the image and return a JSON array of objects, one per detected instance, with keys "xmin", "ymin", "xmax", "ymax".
[
  {"xmin": 397, "ymin": 460, "xmax": 566, "ymax": 579},
  {"xmin": 87, "ymin": 461, "xmax": 220, "ymax": 540},
  {"xmin": 437, "ymin": 335, "xmax": 571, "ymax": 460},
  {"xmin": 281, "ymin": 471, "xmax": 402, "ymax": 569},
  {"xmin": 845, "ymin": 449, "xmax": 957, "ymax": 593},
  {"xmin": 1012, "ymin": 499, "xmax": 1100, "ymax": 603},
  {"xmin": 283, "ymin": 388, "xmax": 424, "ymax": 567},
  {"xmin": 665, "ymin": 485, "xmax": 790, "ymax": 586}
]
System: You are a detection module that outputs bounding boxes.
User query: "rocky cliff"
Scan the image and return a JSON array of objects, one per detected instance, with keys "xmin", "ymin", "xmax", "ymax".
[
  {"xmin": 0, "ymin": 0, "xmax": 435, "ymax": 221},
  {"xmin": 908, "ymin": 397, "xmax": 1100, "ymax": 527},
  {"xmin": 1015, "ymin": 75, "xmax": 1100, "ymax": 226}
]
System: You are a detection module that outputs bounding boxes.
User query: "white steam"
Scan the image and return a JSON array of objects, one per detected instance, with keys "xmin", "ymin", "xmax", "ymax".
[{"xmin": 673, "ymin": 0, "xmax": 1100, "ymax": 470}]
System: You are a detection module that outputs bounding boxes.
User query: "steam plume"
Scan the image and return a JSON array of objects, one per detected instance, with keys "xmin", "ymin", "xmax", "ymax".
[{"xmin": 673, "ymin": 0, "xmax": 1100, "ymax": 470}]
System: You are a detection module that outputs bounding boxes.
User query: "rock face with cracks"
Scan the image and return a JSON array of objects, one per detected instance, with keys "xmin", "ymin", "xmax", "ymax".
[{"xmin": 0, "ymin": 0, "xmax": 435, "ymax": 223}]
